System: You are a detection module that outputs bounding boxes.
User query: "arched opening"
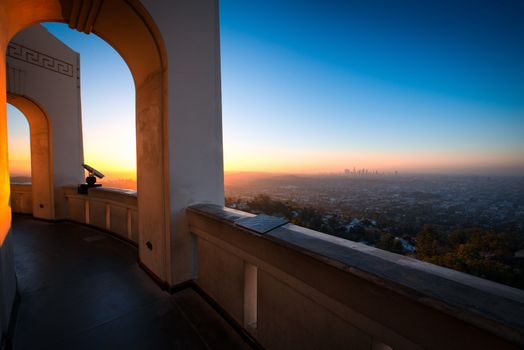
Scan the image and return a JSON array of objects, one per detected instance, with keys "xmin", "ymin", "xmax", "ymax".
[
  {"xmin": 7, "ymin": 103, "xmax": 31, "ymax": 216},
  {"xmin": 7, "ymin": 103, "xmax": 31, "ymax": 183},
  {"xmin": 41, "ymin": 22, "xmax": 138, "ymax": 191},
  {"xmin": 7, "ymin": 95, "xmax": 54, "ymax": 220},
  {"xmin": 0, "ymin": 0, "xmax": 171, "ymax": 283}
]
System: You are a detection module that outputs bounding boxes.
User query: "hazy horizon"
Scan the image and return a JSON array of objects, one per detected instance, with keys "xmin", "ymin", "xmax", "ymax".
[{"xmin": 10, "ymin": 168, "xmax": 524, "ymax": 194}]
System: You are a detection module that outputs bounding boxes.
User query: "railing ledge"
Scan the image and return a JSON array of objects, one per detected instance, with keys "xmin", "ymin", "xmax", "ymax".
[{"xmin": 188, "ymin": 203, "xmax": 524, "ymax": 347}]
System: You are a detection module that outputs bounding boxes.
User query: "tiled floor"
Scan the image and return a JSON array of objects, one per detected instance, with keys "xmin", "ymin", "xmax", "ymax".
[{"xmin": 11, "ymin": 215, "xmax": 251, "ymax": 350}]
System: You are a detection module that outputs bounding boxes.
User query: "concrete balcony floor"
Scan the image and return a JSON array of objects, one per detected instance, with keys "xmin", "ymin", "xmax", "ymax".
[{"xmin": 10, "ymin": 215, "xmax": 251, "ymax": 350}]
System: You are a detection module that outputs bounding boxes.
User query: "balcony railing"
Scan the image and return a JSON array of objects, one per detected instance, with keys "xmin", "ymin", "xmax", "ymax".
[
  {"xmin": 10, "ymin": 183, "xmax": 32, "ymax": 214},
  {"xmin": 63, "ymin": 186, "xmax": 138, "ymax": 244},
  {"xmin": 187, "ymin": 204, "xmax": 524, "ymax": 350}
]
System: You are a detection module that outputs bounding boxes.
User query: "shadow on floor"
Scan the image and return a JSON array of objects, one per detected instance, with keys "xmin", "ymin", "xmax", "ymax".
[{"xmin": 11, "ymin": 215, "xmax": 251, "ymax": 350}]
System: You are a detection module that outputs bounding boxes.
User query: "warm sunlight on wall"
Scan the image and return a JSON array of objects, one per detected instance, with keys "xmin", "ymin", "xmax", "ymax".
[{"xmin": 7, "ymin": 104, "xmax": 31, "ymax": 177}]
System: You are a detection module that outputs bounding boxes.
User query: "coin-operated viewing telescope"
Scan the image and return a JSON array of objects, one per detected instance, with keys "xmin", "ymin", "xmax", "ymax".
[{"xmin": 78, "ymin": 163, "xmax": 105, "ymax": 194}]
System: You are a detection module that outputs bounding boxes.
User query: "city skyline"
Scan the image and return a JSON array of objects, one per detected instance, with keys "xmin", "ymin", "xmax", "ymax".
[{"xmin": 7, "ymin": 0, "xmax": 524, "ymax": 179}]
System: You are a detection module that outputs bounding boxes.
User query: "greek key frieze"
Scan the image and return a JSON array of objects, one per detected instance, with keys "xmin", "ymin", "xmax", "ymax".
[{"xmin": 7, "ymin": 42, "xmax": 74, "ymax": 77}]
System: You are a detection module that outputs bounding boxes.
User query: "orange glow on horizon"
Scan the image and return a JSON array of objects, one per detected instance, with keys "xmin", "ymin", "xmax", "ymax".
[
  {"xmin": 8, "ymin": 146, "xmax": 524, "ymax": 181},
  {"xmin": 8, "ymin": 136, "xmax": 31, "ymax": 177},
  {"xmin": 78, "ymin": 147, "xmax": 524, "ymax": 178},
  {"xmin": 224, "ymin": 148, "xmax": 524, "ymax": 175}
]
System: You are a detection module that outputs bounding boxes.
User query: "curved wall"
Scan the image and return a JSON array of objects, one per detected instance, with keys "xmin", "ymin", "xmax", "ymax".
[{"xmin": 7, "ymin": 25, "xmax": 84, "ymax": 220}]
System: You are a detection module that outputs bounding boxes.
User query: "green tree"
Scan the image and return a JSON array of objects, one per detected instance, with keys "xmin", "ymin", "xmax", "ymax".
[
  {"xmin": 376, "ymin": 232, "xmax": 403, "ymax": 254},
  {"xmin": 416, "ymin": 226, "xmax": 446, "ymax": 259}
]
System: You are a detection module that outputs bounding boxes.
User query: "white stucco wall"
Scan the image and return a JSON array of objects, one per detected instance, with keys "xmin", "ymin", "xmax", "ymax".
[
  {"xmin": 7, "ymin": 25, "xmax": 84, "ymax": 219},
  {"xmin": 140, "ymin": 0, "xmax": 225, "ymax": 284}
]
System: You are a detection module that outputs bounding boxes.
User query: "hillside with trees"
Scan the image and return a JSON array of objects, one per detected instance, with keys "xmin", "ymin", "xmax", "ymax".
[{"xmin": 226, "ymin": 194, "xmax": 524, "ymax": 289}]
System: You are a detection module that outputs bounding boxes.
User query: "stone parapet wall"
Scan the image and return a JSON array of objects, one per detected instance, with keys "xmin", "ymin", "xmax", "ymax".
[
  {"xmin": 188, "ymin": 204, "xmax": 524, "ymax": 350},
  {"xmin": 63, "ymin": 186, "xmax": 138, "ymax": 244}
]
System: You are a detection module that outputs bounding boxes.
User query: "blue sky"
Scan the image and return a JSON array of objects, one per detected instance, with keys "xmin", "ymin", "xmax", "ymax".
[
  {"xmin": 7, "ymin": 0, "xmax": 524, "ymax": 176},
  {"xmin": 219, "ymin": 0, "xmax": 524, "ymax": 173}
]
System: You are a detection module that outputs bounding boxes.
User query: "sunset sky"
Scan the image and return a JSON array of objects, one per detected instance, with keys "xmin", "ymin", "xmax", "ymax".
[{"xmin": 7, "ymin": 0, "xmax": 524, "ymax": 178}]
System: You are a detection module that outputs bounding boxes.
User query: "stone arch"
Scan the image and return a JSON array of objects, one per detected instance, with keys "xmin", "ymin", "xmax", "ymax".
[
  {"xmin": 7, "ymin": 94, "xmax": 54, "ymax": 220},
  {"xmin": 0, "ymin": 0, "xmax": 171, "ymax": 283}
]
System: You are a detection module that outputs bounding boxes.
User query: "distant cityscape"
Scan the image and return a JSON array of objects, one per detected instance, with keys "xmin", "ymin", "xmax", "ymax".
[
  {"xmin": 225, "ymin": 172, "xmax": 524, "ymax": 289},
  {"xmin": 343, "ymin": 167, "xmax": 398, "ymax": 176},
  {"xmin": 225, "ymin": 173, "xmax": 524, "ymax": 236}
]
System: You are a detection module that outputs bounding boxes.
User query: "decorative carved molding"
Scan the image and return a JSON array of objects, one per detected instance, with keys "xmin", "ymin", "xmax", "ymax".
[
  {"xmin": 64, "ymin": 0, "xmax": 103, "ymax": 34},
  {"xmin": 6, "ymin": 42, "xmax": 74, "ymax": 77}
]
